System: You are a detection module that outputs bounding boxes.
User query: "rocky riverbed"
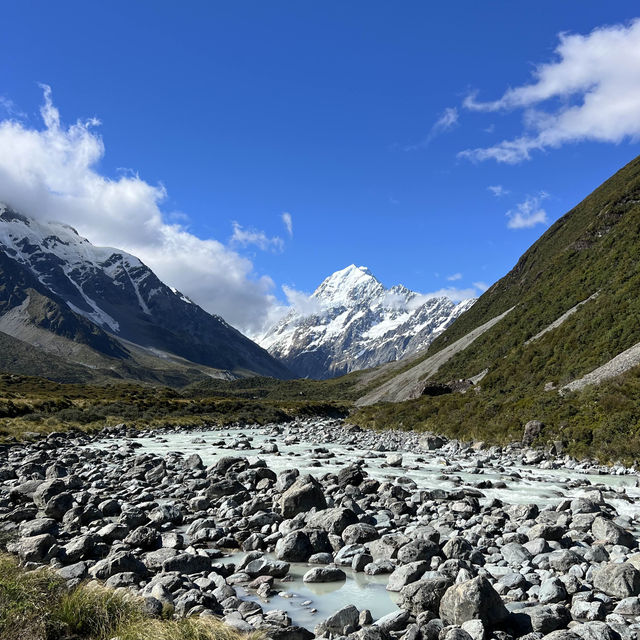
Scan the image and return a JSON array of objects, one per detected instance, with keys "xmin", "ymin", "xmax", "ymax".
[{"xmin": 1, "ymin": 419, "xmax": 640, "ymax": 640}]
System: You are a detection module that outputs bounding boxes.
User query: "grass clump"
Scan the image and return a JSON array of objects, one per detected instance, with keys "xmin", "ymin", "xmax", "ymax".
[
  {"xmin": 117, "ymin": 617, "xmax": 263, "ymax": 640},
  {"xmin": 0, "ymin": 553, "xmax": 259, "ymax": 640}
]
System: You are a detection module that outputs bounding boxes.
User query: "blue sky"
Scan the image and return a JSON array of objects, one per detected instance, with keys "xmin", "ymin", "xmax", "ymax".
[{"xmin": 2, "ymin": 1, "xmax": 640, "ymax": 334}]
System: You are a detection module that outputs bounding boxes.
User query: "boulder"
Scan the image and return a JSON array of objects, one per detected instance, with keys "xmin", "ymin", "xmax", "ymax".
[
  {"xmin": 591, "ymin": 516, "xmax": 635, "ymax": 548},
  {"xmin": 307, "ymin": 508, "xmax": 358, "ymax": 535},
  {"xmin": 386, "ymin": 561, "xmax": 429, "ymax": 591},
  {"xmin": 275, "ymin": 530, "xmax": 313, "ymax": 562},
  {"xmin": 303, "ymin": 567, "xmax": 346, "ymax": 583},
  {"xmin": 279, "ymin": 475, "xmax": 327, "ymax": 518},
  {"xmin": 522, "ymin": 420, "xmax": 543, "ymax": 446},
  {"xmin": 439, "ymin": 576, "xmax": 508, "ymax": 626},
  {"xmin": 400, "ymin": 577, "xmax": 453, "ymax": 616},
  {"xmin": 315, "ymin": 604, "xmax": 360, "ymax": 636},
  {"xmin": 593, "ymin": 562, "xmax": 640, "ymax": 598}
]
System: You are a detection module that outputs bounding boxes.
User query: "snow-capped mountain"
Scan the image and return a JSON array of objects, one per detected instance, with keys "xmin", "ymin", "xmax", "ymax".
[
  {"xmin": 258, "ymin": 264, "xmax": 475, "ymax": 379},
  {"xmin": 0, "ymin": 205, "xmax": 290, "ymax": 381}
]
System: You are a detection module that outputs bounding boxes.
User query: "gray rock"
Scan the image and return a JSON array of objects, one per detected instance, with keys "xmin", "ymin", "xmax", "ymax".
[
  {"xmin": 501, "ymin": 543, "xmax": 532, "ymax": 566},
  {"xmin": 593, "ymin": 562, "xmax": 640, "ymax": 598},
  {"xmin": 374, "ymin": 609, "xmax": 410, "ymax": 632},
  {"xmin": 279, "ymin": 475, "xmax": 327, "ymax": 518},
  {"xmin": 538, "ymin": 578, "xmax": 567, "ymax": 605},
  {"xmin": 342, "ymin": 523, "xmax": 379, "ymax": 545},
  {"xmin": 275, "ymin": 530, "xmax": 313, "ymax": 562},
  {"xmin": 591, "ymin": 517, "xmax": 635, "ymax": 548},
  {"xmin": 302, "ymin": 566, "xmax": 346, "ymax": 583},
  {"xmin": 306, "ymin": 507, "xmax": 358, "ymax": 535},
  {"xmin": 124, "ymin": 526, "xmax": 161, "ymax": 550},
  {"xmin": 397, "ymin": 540, "xmax": 440, "ymax": 565},
  {"xmin": 522, "ymin": 604, "xmax": 571, "ymax": 634},
  {"xmin": 387, "ymin": 561, "xmax": 429, "ymax": 591},
  {"xmin": 400, "ymin": 577, "xmax": 453, "ymax": 616},
  {"xmin": 570, "ymin": 600, "xmax": 605, "ymax": 622},
  {"xmin": 89, "ymin": 551, "xmax": 148, "ymax": 579},
  {"xmin": 442, "ymin": 537, "xmax": 473, "ymax": 560},
  {"xmin": 161, "ymin": 553, "xmax": 211, "ymax": 575},
  {"xmin": 315, "ymin": 604, "xmax": 360, "ymax": 636},
  {"xmin": 613, "ymin": 596, "xmax": 640, "ymax": 615},
  {"xmin": 57, "ymin": 561, "xmax": 88, "ymax": 581},
  {"xmin": 245, "ymin": 558, "xmax": 290, "ymax": 579},
  {"xmin": 523, "ymin": 421, "xmax": 543, "ymax": 446},
  {"xmin": 439, "ymin": 576, "xmax": 508, "ymax": 626},
  {"xmin": 13, "ymin": 533, "xmax": 56, "ymax": 563}
]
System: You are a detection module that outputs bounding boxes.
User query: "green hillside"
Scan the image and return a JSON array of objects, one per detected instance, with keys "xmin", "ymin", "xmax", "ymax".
[{"xmin": 352, "ymin": 154, "xmax": 640, "ymax": 462}]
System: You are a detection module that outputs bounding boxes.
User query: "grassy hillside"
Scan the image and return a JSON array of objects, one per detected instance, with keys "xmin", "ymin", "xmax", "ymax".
[{"xmin": 350, "ymin": 154, "xmax": 640, "ymax": 463}]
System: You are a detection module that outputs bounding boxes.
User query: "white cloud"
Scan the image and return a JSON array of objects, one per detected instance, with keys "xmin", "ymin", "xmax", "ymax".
[
  {"xmin": 282, "ymin": 285, "xmax": 325, "ymax": 316},
  {"xmin": 230, "ymin": 222, "xmax": 284, "ymax": 252},
  {"xmin": 432, "ymin": 107, "xmax": 459, "ymax": 135},
  {"xmin": 473, "ymin": 281, "xmax": 489, "ymax": 292},
  {"xmin": 506, "ymin": 193, "xmax": 549, "ymax": 229},
  {"xmin": 487, "ymin": 185, "xmax": 508, "ymax": 197},
  {"xmin": 0, "ymin": 86, "xmax": 280, "ymax": 335},
  {"xmin": 460, "ymin": 19, "xmax": 640, "ymax": 163},
  {"xmin": 282, "ymin": 212, "xmax": 293, "ymax": 237},
  {"xmin": 405, "ymin": 106, "xmax": 459, "ymax": 150},
  {"xmin": 421, "ymin": 287, "xmax": 479, "ymax": 302},
  {"xmin": 446, "ymin": 272, "xmax": 462, "ymax": 281}
]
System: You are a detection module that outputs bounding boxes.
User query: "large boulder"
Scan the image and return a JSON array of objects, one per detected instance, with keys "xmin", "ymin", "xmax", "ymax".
[
  {"xmin": 315, "ymin": 604, "xmax": 360, "ymax": 637},
  {"xmin": 89, "ymin": 551, "xmax": 148, "ymax": 580},
  {"xmin": 400, "ymin": 577, "xmax": 453, "ymax": 616},
  {"xmin": 397, "ymin": 540, "xmax": 440, "ymax": 565},
  {"xmin": 12, "ymin": 534, "xmax": 56, "ymax": 563},
  {"xmin": 303, "ymin": 567, "xmax": 346, "ymax": 583},
  {"xmin": 32, "ymin": 479, "xmax": 65, "ymax": 509},
  {"xmin": 337, "ymin": 464, "xmax": 364, "ymax": 487},
  {"xmin": 386, "ymin": 561, "xmax": 429, "ymax": 591},
  {"xmin": 593, "ymin": 563, "xmax": 640, "ymax": 598},
  {"xmin": 307, "ymin": 508, "xmax": 358, "ymax": 535},
  {"xmin": 279, "ymin": 475, "xmax": 327, "ymax": 518},
  {"xmin": 275, "ymin": 530, "xmax": 313, "ymax": 562},
  {"xmin": 342, "ymin": 523, "xmax": 379, "ymax": 545},
  {"xmin": 591, "ymin": 517, "xmax": 635, "ymax": 548},
  {"xmin": 124, "ymin": 526, "xmax": 161, "ymax": 550},
  {"xmin": 245, "ymin": 558, "xmax": 290, "ymax": 579},
  {"xmin": 439, "ymin": 576, "xmax": 508, "ymax": 626},
  {"xmin": 522, "ymin": 420, "xmax": 543, "ymax": 446},
  {"xmin": 516, "ymin": 604, "xmax": 571, "ymax": 634},
  {"xmin": 161, "ymin": 553, "xmax": 212, "ymax": 575}
]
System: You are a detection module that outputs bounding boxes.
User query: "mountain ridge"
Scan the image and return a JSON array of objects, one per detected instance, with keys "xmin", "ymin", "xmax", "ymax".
[
  {"xmin": 0, "ymin": 205, "xmax": 291, "ymax": 383},
  {"xmin": 258, "ymin": 264, "xmax": 475, "ymax": 379}
]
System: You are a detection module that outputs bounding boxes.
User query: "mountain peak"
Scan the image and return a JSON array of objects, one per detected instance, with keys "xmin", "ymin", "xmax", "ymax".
[
  {"xmin": 259, "ymin": 264, "xmax": 475, "ymax": 378},
  {"xmin": 314, "ymin": 264, "xmax": 382, "ymax": 306}
]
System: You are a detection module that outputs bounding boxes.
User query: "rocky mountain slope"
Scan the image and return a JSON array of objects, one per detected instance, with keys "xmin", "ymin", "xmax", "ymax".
[
  {"xmin": 0, "ymin": 205, "xmax": 291, "ymax": 383},
  {"xmin": 258, "ymin": 265, "xmax": 474, "ymax": 379},
  {"xmin": 351, "ymin": 154, "xmax": 640, "ymax": 460}
]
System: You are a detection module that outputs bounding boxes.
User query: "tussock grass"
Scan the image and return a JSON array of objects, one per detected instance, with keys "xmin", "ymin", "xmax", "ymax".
[
  {"xmin": 0, "ymin": 553, "xmax": 260, "ymax": 640},
  {"xmin": 117, "ymin": 617, "xmax": 263, "ymax": 640}
]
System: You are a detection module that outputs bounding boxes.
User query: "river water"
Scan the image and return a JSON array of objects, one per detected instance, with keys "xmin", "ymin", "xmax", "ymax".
[{"xmin": 94, "ymin": 425, "xmax": 640, "ymax": 629}]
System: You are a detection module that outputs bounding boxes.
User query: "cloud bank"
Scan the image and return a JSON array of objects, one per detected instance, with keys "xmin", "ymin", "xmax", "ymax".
[
  {"xmin": 0, "ymin": 86, "xmax": 279, "ymax": 335},
  {"xmin": 460, "ymin": 19, "xmax": 640, "ymax": 163}
]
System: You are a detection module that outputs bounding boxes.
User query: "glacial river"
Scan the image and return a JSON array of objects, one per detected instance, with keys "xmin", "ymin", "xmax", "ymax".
[{"xmin": 95, "ymin": 425, "xmax": 640, "ymax": 629}]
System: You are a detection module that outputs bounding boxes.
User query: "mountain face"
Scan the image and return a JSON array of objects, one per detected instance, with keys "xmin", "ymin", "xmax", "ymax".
[
  {"xmin": 0, "ymin": 205, "xmax": 291, "ymax": 382},
  {"xmin": 258, "ymin": 265, "xmax": 475, "ymax": 379},
  {"xmin": 352, "ymin": 154, "xmax": 640, "ymax": 458}
]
